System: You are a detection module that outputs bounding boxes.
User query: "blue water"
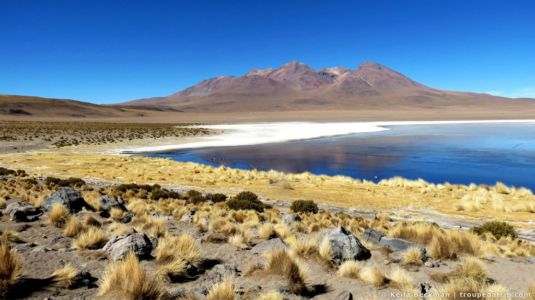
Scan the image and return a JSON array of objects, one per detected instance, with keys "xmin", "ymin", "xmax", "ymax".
[{"xmin": 145, "ymin": 123, "xmax": 535, "ymax": 190}]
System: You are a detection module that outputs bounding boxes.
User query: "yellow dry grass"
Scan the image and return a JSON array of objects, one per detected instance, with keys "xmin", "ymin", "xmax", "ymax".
[
  {"xmin": 63, "ymin": 217, "xmax": 85, "ymax": 238},
  {"xmin": 0, "ymin": 240, "xmax": 21, "ymax": 292},
  {"xmin": 98, "ymin": 252, "xmax": 163, "ymax": 299},
  {"xmin": 263, "ymin": 248, "xmax": 309, "ymax": 295},
  {"xmin": 338, "ymin": 260, "xmax": 360, "ymax": 279},
  {"xmin": 359, "ymin": 266, "xmax": 388, "ymax": 287},
  {"xmin": 401, "ymin": 247, "xmax": 423, "ymax": 266},
  {"xmin": 51, "ymin": 264, "xmax": 77, "ymax": 288},
  {"xmin": 155, "ymin": 234, "xmax": 201, "ymax": 266},
  {"xmin": 48, "ymin": 203, "xmax": 69, "ymax": 227},
  {"xmin": 73, "ymin": 227, "xmax": 108, "ymax": 249},
  {"xmin": 206, "ymin": 278, "xmax": 235, "ymax": 300},
  {"xmin": 3, "ymin": 152, "xmax": 535, "ymax": 222}
]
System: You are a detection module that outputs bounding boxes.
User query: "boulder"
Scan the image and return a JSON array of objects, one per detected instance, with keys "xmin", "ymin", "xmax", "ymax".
[
  {"xmin": 43, "ymin": 188, "xmax": 92, "ymax": 213},
  {"xmin": 103, "ymin": 232, "xmax": 153, "ymax": 260},
  {"xmin": 363, "ymin": 228, "xmax": 385, "ymax": 244},
  {"xmin": 5, "ymin": 201, "xmax": 43, "ymax": 222},
  {"xmin": 377, "ymin": 237, "xmax": 422, "ymax": 252},
  {"xmin": 319, "ymin": 227, "xmax": 371, "ymax": 264},
  {"xmin": 99, "ymin": 195, "xmax": 126, "ymax": 211}
]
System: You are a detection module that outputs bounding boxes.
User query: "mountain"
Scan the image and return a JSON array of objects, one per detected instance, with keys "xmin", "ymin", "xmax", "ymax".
[{"xmin": 124, "ymin": 61, "xmax": 534, "ymax": 113}]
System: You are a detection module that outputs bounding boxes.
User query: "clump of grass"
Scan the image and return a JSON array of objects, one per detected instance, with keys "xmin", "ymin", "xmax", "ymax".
[
  {"xmin": 227, "ymin": 191, "xmax": 267, "ymax": 212},
  {"xmin": 472, "ymin": 221, "xmax": 517, "ymax": 240},
  {"xmin": 63, "ymin": 217, "xmax": 85, "ymax": 237},
  {"xmin": 98, "ymin": 252, "xmax": 163, "ymax": 299},
  {"xmin": 0, "ymin": 240, "xmax": 21, "ymax": 293},
  {"xmin": 51, "ymin": 264, "xmax": 78, "ymax": 288},
  {"xmin": 206, "ymin": 278, "xmax": 235, "ymax": 300},
  {"xmin": 338, "ymin": 260, "xmax": 360, "ymax": 279},
  {"xmin": 290, "ymin": 200, "xmax": 318, "ymax": 214},
  {"xmin": 359, "ymin": 266, "xmax": 388, "ymax": 287},
  {"xmin": 156, "ymin": 258, "xmax": 187, "ymax": 282},
  {"xmin": 73, "ymin": 227, "xmax": 108, "ymax": 249},
  {"xmin": 389, "ymin": 266, "xmax": 414, "ymax": 291},
  {"xmin": 49, "ymin": 203, "xmax": 70, "ymax": 227},
  {"xmin": 263, "ymin": 248, "xmax": 308, "ymax": 295},
  {"xmin": 455, "ymin": 257, "xmax": 487, "ymax": 283},
  {"xmin": 0, "ymin": 197, "xmax": 6, "ymax": 209},
  {"xmin": 401, "ymin": 247, "xmax": 424, "ymax": 266},
  {"xmin": 155, "ymin": 234, "xmax": 201, "ymax": 266}
]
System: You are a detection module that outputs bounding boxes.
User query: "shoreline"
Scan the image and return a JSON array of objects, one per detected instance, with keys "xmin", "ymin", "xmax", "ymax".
[{"xmin": 120, "ymin": 119, "xmax": 535, "ymax": 153}]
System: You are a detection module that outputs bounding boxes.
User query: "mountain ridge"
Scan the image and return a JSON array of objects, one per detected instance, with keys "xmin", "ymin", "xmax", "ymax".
[{"xmin": 123, "ymin": 61, "xmax": 527, "ymax": 112}]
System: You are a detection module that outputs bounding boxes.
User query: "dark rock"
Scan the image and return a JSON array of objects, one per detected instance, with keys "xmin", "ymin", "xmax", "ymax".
[
  {"xmin": 43, "ymin": 188, "xmax": 93, "ymax": 213},
  {"xmin": 319, "ymin": 227, "xmax": 371, "ymax": 264},
  {"xmin": 119, "ymin": 212, "xmax": 134, "ymax": 223},
  {"xmin": 5, "ymin": 201, "xmax": 43, "ymax": 222},
  {"xmin": 377, "ymin": 237, "xmax": 422, "ymax": 252},
  {"xmin": 419, "ymin": 282, "xmax": 433, "ymax": 295},
  {"xmin": 103, "ymin": 232, "xmax": 153, "ymax": 260},
  {"xmin": 363, "ymin": 228, "xmax": 385, "ymax": 244},
  {"xmin": 99, "ymin": 195, "xmax": 126, "ymax": 211}
]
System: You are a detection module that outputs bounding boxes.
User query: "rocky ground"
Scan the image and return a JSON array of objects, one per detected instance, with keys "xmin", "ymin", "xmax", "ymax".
[{"xmin": 1, "ymin": 170, "xmax": 535, "ymax": 300}]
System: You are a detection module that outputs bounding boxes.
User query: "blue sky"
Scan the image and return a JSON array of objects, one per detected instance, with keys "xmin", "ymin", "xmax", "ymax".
[{"xmin": 1, "ymin": 0, "xmax": 534, "ymax": 104}]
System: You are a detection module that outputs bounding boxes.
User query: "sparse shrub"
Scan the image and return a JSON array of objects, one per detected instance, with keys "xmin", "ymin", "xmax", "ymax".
[
  {"xmin": 0, "ymin": 240, "xmax": 21, "ymax": 293},
  {"xmin": 227, "ymin": 191, "xmax": 267, "ymax": 212},
  {"xmin": 206, "ymin": 193, "xmax": 227, "ymax": 203},
  {"xmin": 45, "ymin": 176, "xmax": 85, "ymax": 188},
  {"xmin": 0, "ymin": 167, "xmax": 16, "ymax": 176},
  {"xmin": 291, "ymin": 200, "xmax": 319, "ymax": 214},
  {"xmin": 186, "ymin": 190, "xmax": 205, "ymax": 204},
  {"xmin": 150, "ymin": 187, "xmax": 180, "ymax": 200},
  {"xmin": 472, "ymin": 221, "xmax": 517, "ymax": 240},
  {"xmin": 98, "ymin": 252, "xmax": 163, "ymax": 299}
]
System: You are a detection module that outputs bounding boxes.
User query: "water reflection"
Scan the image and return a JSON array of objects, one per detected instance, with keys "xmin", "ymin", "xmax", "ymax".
[{"xmin": 146, "ymin": 123, "xmax": 535, "ymax": 190}]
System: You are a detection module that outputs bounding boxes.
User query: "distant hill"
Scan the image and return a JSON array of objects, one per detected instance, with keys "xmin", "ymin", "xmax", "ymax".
[
  {"xmin": 122, "ymin": 61, "xmax": 535, "ymax": 112},
  {"xmin": 0, "ymin": 94, "xmax": 177, "ymax": 120}
]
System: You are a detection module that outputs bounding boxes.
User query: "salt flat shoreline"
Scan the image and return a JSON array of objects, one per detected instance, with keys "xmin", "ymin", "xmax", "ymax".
[{"xmin": 119, "ymin": 119, "xmax": 535, "ymax": 154}]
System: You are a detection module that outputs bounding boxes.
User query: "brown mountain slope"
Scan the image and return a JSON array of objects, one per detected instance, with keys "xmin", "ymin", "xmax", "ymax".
[
  {"xmin": 123, "ymin": 61, "xmax": 535, "ymax": 113},
  {"xmin": 0, "ymin": 94, "xmax": 165, "ymax": 120}
]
